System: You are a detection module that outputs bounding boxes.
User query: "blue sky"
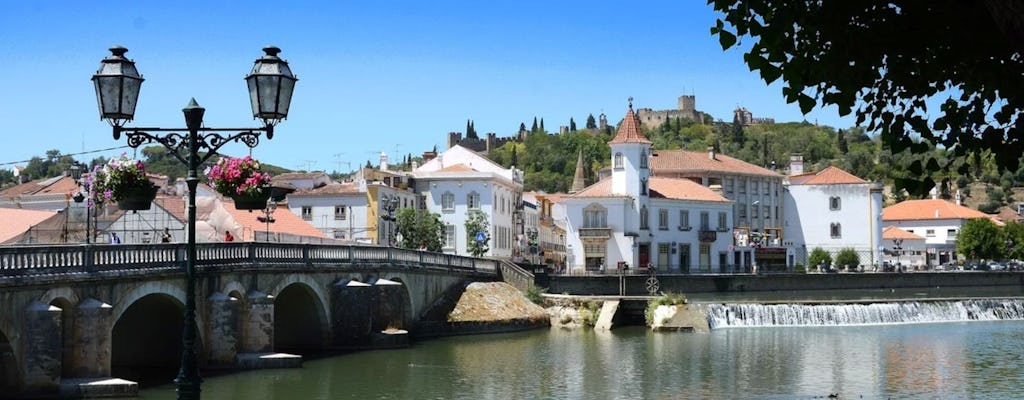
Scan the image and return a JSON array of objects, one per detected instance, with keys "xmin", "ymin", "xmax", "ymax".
[{"xmin": 1, "ymin": 1, "xmax": 855, "ymax": 173}]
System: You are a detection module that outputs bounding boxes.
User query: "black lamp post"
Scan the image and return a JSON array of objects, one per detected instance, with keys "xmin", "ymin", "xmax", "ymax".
[
  {"xmin": 381, "ymin": 195, "xmax": 399, "ymax": 246},
  {"xmin": 893, "ymin": 238, "xmax": 904, "ymax": 271},
  {"xmin": 92, "ymin": 45, "xmax": 296, "ymax": 400}
]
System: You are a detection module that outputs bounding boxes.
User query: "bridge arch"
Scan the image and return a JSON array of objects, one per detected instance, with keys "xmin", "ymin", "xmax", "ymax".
[
  {"xmin": 271, "ymin": 275, "xmax": 329, "ymax": 352},
  {"xmin": 112, "ymin": 280, "xmax": 207, "ymax": 346},
  {"xmin": 47, "ymin": 297, "xmax": 75, "ymax": 378},
  {"xmin": 383, "ymin": 276, "xmax": 414, "ymax": 330},
  {"xmin": 0, "ymin": 323, "xmax": 18, "ymax": 394},
  {"xmin": 111, "ymin": 292, "xmax": 189, "ymax": 386}
]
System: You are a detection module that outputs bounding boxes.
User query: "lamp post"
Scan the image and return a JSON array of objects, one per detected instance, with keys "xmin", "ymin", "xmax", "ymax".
[
  {"xmin": 893, "ymin": 238, "xmax": 904, "ymax": 271},
  {"xmin": 381, "ymin": 195, "xmax": 399, "ymax": 246},
  {"xmin": 527, "ymin": 227, "xmax": 539, "ymax": 264},
  {"xmin": 92, "ymin": 45, "xmax": 296, "ymax": 400},
  {"xmin": 257, "ymin": 201, "xmax": 277, "ymax": 242}
]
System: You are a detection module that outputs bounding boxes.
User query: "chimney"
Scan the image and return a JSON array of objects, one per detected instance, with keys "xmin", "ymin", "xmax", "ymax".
[
  {"xmin": 789, "ymin": 154, "xmax": 804, "ymax": 175},
  {"xmin": 421, "ymin": 151, "xmax": 437, "ymax": 162},
  {"xmin": 379, "ymin": 152, "xmax": 388, "ymax": 171},
  {"xmin": 956, "ymin": 190, "xmax": 962, "ymax": 206},
  {"xmin": 708, "ymin": 146, "xmax": 716, "ymax": 160},
  {"xmin": 709, "ymin": 184, "xmax": 724, "ymax": 196}
]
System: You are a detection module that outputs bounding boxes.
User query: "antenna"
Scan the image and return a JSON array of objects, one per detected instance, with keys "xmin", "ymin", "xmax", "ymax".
[{"xmin": 302, "ymin": 160, "xmax": 317, "ymax": 172}]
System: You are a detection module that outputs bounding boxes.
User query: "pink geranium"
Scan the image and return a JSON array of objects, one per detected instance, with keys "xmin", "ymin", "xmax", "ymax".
[{"xmin": 205, "ymin": 156, "xmax": 272, "ymax": 197}]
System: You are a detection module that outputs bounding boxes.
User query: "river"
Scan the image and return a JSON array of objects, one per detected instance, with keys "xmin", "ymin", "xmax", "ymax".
[{"xmin": 138, "ymin": 319, "xmax": 1024, "ymax": 399}]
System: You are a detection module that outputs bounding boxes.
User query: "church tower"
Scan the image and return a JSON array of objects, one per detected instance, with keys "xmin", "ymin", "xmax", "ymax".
[
  {"xmin": 609, "ymin": 99, "xmax": 652, "ymax": 199},
  {"xmin": 570, "ymin": 150, "xmax": 587, "ymax": 193}
]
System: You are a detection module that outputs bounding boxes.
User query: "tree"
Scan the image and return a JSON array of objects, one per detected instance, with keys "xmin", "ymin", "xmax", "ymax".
[
  {"xmin": 569, "ymin": 117, "xmax": 577, "ymax": 132},
  {"xmin": 836, "ymin": 129, "xmax": 848, "ymax": 154},
  {"xmin": 510, "ymin": 146, "xmax": 518, "ymax": 167},
  {"xmin": 958, "ymin": 218, "xmax": 1003, "ymax": 260},
  {"xmin": 519, "ymin": 122, "xmax": 527, "ymax": 133},
  {"xmin": 834, "ymin": 248, "xmax": 860, "ymax": 270},
  {"xmin": 395, "ymin": 208, "xmax": 445, "ymax": 252},
  {"xmin": 531, "ymin": 117, "xmax": 538, "ymax": 133},
  {"xmin": 466, "ymin": 119, "xmax": 477, "ymax": 139},
  {"xmin": 586, "ymin": 114, "xmax": 597, "ymax": 130},
  {"xmin": 808, "ymin": 247, "xmax": 832, "ymax": 271},
  {"xmin": 709, "ymin": 1, "xmax": 1024, "ymax": 196},
  {"xmin": 540, "ymin": 118, "xmax": 545, "ymax": 133},
  {"xmin": 1003, "ymin": 221, "xmax": 1024, "ymax": 261},
  {"xmin": 464, "ymin": 210, "xmax": 490, "ymax": 257}
]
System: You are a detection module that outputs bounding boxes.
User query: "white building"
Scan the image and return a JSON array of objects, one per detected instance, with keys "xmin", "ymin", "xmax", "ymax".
[
  {"xmin": 882, "ymin": 199, "xmax": 1001, "ymax": 266},
  {"xmin": 284, "ymin": 182, "xmax": 368, "ymax": 241},
  {"xmin": 413, "ymin": 145, "xmax": 524, "ymax": 257},
  {"xmin": 563, "ymin": 103, "xmax": 738, "ymax": 273},
  {"xmin": 783, "ymin": 164, "xmax": 884, "ymax": 268},
  {"xmin": 881, "ymin": 226, "xmax": 927, "ymax": 268}
]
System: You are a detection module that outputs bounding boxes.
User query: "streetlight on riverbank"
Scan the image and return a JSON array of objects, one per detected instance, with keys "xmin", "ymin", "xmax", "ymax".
[{"xmin": 91, "ymin": 45, "xmax": 296, "ymax": 400}]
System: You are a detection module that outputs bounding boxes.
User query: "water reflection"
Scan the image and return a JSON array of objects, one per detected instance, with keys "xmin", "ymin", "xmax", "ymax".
[{"xmin": 139, "ymin": 321, "xmax": 1024, "ymax": 399}]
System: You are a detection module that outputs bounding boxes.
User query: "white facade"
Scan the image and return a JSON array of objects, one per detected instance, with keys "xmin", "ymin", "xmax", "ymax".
[
  {"xmin": 783, "ymin": 182, "xmax": 884, "ymax": 267},
  {"xmin": 286, "ymin": 188, "xmax": 368, "ymax": 241},
  {"xmin": 882, "ymin": 219, "xmax": 962, "ymax": 265},
  {"xmin": 413, "ymin": 145, "xmax": 523, "ymax": 257}
]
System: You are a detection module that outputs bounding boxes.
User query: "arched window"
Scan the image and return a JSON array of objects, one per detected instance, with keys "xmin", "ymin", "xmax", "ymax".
[
  {"xmin": 640, "ymin": 205, "xmax": 649, "ymax": 230},
  {"xmin": 640, "ymin": 149, "xmax": 648, "ymax": 169},
  {"xmin": 641, "ymin": 178, "xmax": 648, "ymax": 195},
  {"xmin": 583, "ymin": 204, "xmax": 607, "ymax": 228},
  {"xmin": 441, "ymin": 192, "xmax": 455, "ymax": 212},
  {"xmin": 614, "ymin": 153, "xmax": 624, "ymax": 169},
  {"xmin": 830, "ymin": 223, "xmax": 842, "ymax": 238}
]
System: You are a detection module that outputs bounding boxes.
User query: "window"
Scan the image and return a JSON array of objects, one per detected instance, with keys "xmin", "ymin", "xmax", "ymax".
[
  {"xmin": 641, "ymin": 178, "xmax": 648, "ymax": 195},
  {"xmin": 584, "ymin": 205, "xmax": 607, "ymax": 228},
  {"xmin": 752, "ymin": 180, "xmax": 759, "ymax": 195},
  {"xmin": 444, "ymin": 225, "xmax": 456, "ymax": 249},
  {"xmin": 739, "ymin": 180, "xmax": 746, "ymax": 194},
  {"xmin": 640, "ymin": 150, "xmax": 648, "ymax": 169},
  {"xmin": 699, "ymin": 244, "xmax": 711, "ymax": 271},
  {"xmin": 333, "ymin": 230, "xmax": 346, "ymax": 239},
  {"xmin": 718, "ymin": 212, "xmax": 727, "ymax": 231},
  {"xmin": 679, "ymin": 243, "xmax": 691, "ymax": 271},
  {"xmin": 658, "ymin": 243, "xmax": 670, "ymax": 269},
  {"xmin": 301, "ymin": 206, "xmax": 312, "ymax": 221},
  {"xmin": 738, "ymin": 206, "xmax": 747, "ymax": 220},
  {"xmin": 724, "ymin": 178, "xmax": 734, "ymax": 195},
  {"xmin": 658, "ymin": 209, "xmax": 669, "ymax": 230},
  {"xmin": 764, "ymin": 205, "xmax": 771, "ymax": 221},
  {"xmin": 700, "ymin": 211, "xmax": 710, "ymax": 231},
  {"xmin": 614, "ymin": 153, "xmax": 624, "ymax": 169},
  {"xmin": 830, "ymin": 196, "xmax": 841, "ymax": 211},
  {"xmin": 334, "ymin": 206, "xmax": 347, "ymax": 220},
  {"xmin": 752, "ymin": 205, "xmax": 759, "ymax": 219},
  {"xmin": 468, "ymin": 192, "xmax": 480, "ymax": 210},
  {"xmin": 948, "ymin": 229, "xmax": 958, "ymax": 237},
  {"xmin": 926, "ymin": 229, "xmax": 936, "ymax": 237},
  {"xmin": 640, "ymin": 205, "xmax": 649, "ymax": 230},
  {"xmin": 679, "ymin": 210, "xmax": 690, "ymax": 230},
  {"xmin": 830, "ymin": 223, "xmax": 842, "ymax": 238},
  {"xmin": 442, "ymin": 192, "xmax": 455, "ymax": 212}
]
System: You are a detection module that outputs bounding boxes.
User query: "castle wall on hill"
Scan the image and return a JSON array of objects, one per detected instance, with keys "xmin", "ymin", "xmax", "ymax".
[
  {"xmin": 637, "ymin": 94, "xmax": 705, "ymax": 128},
  {"xmin": 448, "ymin": 131, "xmax": 526, "ymax": 154}
]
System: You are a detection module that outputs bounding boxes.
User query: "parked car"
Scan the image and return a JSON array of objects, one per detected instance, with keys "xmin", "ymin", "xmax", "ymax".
[{"xmin": 989, "ymin": 261, "xmax": 1007, "ymax": 271}]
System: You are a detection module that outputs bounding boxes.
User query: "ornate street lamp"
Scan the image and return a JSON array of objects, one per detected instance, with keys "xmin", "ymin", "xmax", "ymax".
[{"xmin": 92, "ymin": 45, "xmax": 296, "ymax": 400}]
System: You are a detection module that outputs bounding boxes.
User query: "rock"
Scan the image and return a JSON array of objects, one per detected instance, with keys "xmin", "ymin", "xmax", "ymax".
[{"xmin": 448, "ymin": 282, "xmax": 549, "ymax": 323}]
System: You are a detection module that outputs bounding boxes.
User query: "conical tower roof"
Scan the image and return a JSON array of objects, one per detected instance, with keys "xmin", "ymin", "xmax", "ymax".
[
  {"xmin": 570, "ymin": 150, "xmax": 587, "ymax": 193},
  {"xmin": 608, "ymin": 99, "xmax": 651, "ymax": 144}
]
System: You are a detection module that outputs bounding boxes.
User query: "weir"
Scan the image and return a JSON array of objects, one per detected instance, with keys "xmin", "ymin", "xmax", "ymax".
[{"xmin": 706, "ymin": 298, "xmax": 1024, "ymax": 329}]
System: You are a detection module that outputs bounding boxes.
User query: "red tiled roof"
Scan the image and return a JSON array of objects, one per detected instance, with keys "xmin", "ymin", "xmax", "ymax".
[
  {"xmin": 292, "ymin": 182, "xmax": 360, "ymax": 195},
  {"xmin": 788, "ymin": 166, "xmax": 867, "ymax": 185},
  {"xmin": 650, "ymin": 150, "xmax": 779, "ymax": 177},
  {"xmin": 882, "ymin": 226, "xmax": 924, "ymax": 240},
  {"xmin": 569, "ymin": 177, "xmax": 728, "ymax": 203},
  {"xmin": 222, "ymin": 200, "xmax": 325, "ymax": 239},
  {"xmin": 995, "ymin": 206, "xmax": 1024, "ymax": 224},
  {"xmin": 649, "ymin": 177, "xmax": 729, "ymax": 202},
  {"xmin": 608, "ymin": 105, "xmax": 651, "ymax": 144},
  {"xmin": 0, "ymin": 176, "xmax": 79, "ymax": 198},
  {"xmin": 0, "ymin": 208, "xmax": 57, "ymax": 243},
  {"xmin": 882, "ymin": 199, "xmax": 991, "ymax": 221}
]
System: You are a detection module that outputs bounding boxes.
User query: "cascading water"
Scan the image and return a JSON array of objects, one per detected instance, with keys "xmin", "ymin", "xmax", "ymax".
[{"xmin": 706, "ymin": 299, "xmax": 1024, "ymax": 329}]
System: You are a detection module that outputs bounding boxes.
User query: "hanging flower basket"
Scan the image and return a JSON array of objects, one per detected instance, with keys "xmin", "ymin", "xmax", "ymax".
[
  {"xmin": 231, "ymin": 187, "xmax": 272, "ymax": 211},
  {"xmin": 117, "ymin": 185, "xmax": 159, "ymax": 211}
]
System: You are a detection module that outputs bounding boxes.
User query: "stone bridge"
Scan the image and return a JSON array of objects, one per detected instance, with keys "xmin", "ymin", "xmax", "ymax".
[{"xmin": 0, "ymin": 243, "xmax": 499, "ymax": 398}]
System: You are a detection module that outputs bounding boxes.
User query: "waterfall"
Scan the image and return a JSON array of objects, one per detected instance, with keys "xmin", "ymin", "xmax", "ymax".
[{"xmin": 706, "ymin": 299, "xmax": 1024, "ymax": 329}]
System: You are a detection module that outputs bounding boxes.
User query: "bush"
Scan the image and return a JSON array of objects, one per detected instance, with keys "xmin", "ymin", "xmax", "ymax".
[
  {"xmin": 834, "ymin": 248, "xmax": 860, "ymax": 270},
  {"xmin": 577, "ymin": 301, "xmax": 600, "ymax": 326},
  {"xmin": 808, "ymin": 247, "xmax": 832, "ymax": 271},
  {"xmin": 645, "ymin": 292, "xmax": 687, "ymax": 326},
  {"xmin": 525, "ymin": 285, "xmax": 547, "ymax": 305},
  {"xmin": 794, "ymin": 263, "xmax": 806, "ymax": 273},
  {"xmin": 979, "ymin": 200, "xmax": 1001, "ymax": 214}
]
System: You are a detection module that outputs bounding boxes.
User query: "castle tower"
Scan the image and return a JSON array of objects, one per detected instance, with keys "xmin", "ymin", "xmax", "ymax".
[
  {"xmin": 570, "ymin": 150, "xmax": 587, "ymax": 194},
  {"xmin": 609, "ymin": 99, "xmax": 652, "ymax": 199},
  {"xmin": 598, "ymin": 112, "xmax": 608, "ymax": 130}
]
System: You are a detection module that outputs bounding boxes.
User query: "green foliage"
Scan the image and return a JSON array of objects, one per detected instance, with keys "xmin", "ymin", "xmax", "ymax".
[
  {"xmin": 709, "ymin": 1, "xmax": 1024, "ymax": 197},
  {"xmin": 577, "ymin": 301, "xmax": 600, "ymax": 326},
  {"xmin": 1002, "ymin": 222, "xmax": 1024, "ymax": 261},
  {"xmin": 395, "ymin": 208, "xmax": 445, "ymax": 252},
  {"xmin": 808, "ymin": 247, "xmax": 832, "ymax": 269},
  {"xmin": 834, "ymin": 248, "xmax": 860, "ymax": 269},
  {"xmin": 585, "ymin": 114, "xmax": 597, "ymax": 130},
  {"xmin": 465, "ymin": 210, "xmax": 490, "ymax": 257},
  {"xmin": 794, "ymin": 263, "xmax": 806, "ymax": 273},
  {"xmin": 525, "ymin": 285, "xmax": 547, "ymax": 305},
  {"xmin": 958, "ymin": 218, "xmax": 1003, "ymax": 260},
  {"xmin": 645, "ymin": 292, "xmax": 687, "ymax": 326}
]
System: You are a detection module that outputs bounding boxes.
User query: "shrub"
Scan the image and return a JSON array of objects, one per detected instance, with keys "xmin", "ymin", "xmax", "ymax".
[
  {"xmin": 645, "ymin": 292, "xmax": 687, "ymax": 326},
  {"xmin": 834, "ymin": 248, "xmax": 860, "ymax": 270},
  {"xmin": 794, "ymin": 263, "xmax": 806, "ymax": 273},
  {"xmin": 808, "ymin": 247, "xmax": 832, "ymax": 271},
  {"xmin": 525, "ymin": 285, "xmax": 547, "ymax": 305},
  {"xmin": 577, "ymin": 301, "xmax": 600, "ymax": 326}
]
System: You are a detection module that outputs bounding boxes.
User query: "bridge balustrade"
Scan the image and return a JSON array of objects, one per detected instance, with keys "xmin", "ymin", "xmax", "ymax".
[{"xmin": 0, "ymin": 243, "xmax": 499, "ymax": 280}]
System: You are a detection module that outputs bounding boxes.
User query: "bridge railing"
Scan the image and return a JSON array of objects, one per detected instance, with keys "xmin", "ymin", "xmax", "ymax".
[{"xmin": 0, "ymin": 243, "xmax": 499, "ymax": 278}]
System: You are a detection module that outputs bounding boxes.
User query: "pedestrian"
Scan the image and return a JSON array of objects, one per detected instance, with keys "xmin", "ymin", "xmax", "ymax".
[
  {"xmin": 110, "ymin": 232, "xmax": 121, "ymax": 244},
  {"xmin": 161, "ymin": 228, "xmax": 172, "ymax": 243},
  {"xmin": 225, "ymin": 231, "xmax": 234, "ymax": 242}
]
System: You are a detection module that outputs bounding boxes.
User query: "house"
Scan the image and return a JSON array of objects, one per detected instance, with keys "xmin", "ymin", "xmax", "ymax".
[
  {"xmin": 648, "ymin": 141, "xmax": 784, "ymax": 268},
  {"xmin": 0, "ymin": 208, "xmax": 58, "ymax": 244},
  {"xmin": 881, "ymin": 226, "xmax": 927, "ymax": 268},
  {"xmin": 285, "ymin": 181, "xmax": 368, "ymax": 241},
  {"xmin": 563, "ymin": 103, "xmax": 739, "ymax": 273},
  {"xmin": 412, "ymin": 145, "xmax": 524, "ymax": 257},
  {"xmin": 0, "ymin": 175, "xmax": 79, "ymax": 211},
  {"xmin": 882, "ymin": 199, "xmax": 1001, "ymax": 266},
  {"xmin": 783, "ymin": 164, "xmax": 884, "ymax": 268}
]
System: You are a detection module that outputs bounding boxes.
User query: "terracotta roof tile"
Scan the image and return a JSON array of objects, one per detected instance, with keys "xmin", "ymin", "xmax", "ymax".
[
  {"xmin": 650, "ymin": 150, "xmax": 780, "ymax": 177},
  {"xmin": 0, "ymin": 208, "xmax": 57, "ymax": 243},
  {"xmin": 0, "ymin": 176, "xmax": 79, "ymax": 198},
  {"xmin": 882, "ymin": 199, "xmax": 991, "ymax": 221},
  {"xmin": 649, "ymin": 177, "xmax": 729, "ymax": 202},
  {"xmin": 223, "ymin": 200, "xmax": 325, "ymax": 239},
  {"xmin": 569, "ymin": 178, "xmax": 622, "ymax": 198},
  {"xmin": 292, "ymin": 182, "xmax": 360, "ymax": 195},
  {"xmin": 995, "ymin": 206, "xmax": 1024, "ymax": 224},
  {"xmin": 438, "ymin": 164, "xmax": 477, "ymax": 173},
  {"xmin": 882, "ymin": 226, "xmax": 924, "ymax": 240},
  {"xmin": 608, "ymin": 105, "xmax": 651, "ymax": 144},
  {"xmin": 788, "ymin": 166, "xmax": 867, "ymax": 185}
]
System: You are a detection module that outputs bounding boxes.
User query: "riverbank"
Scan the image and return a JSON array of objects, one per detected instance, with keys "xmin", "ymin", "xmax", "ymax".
[{"xmin": 415, "ymin": 282, "xmax": 550, "ymax": 338}]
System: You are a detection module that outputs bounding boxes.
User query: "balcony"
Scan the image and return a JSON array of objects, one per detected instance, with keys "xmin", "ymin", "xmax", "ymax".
[
  {"xmin": 698, "ymin": 230, "xmax": 717, "ymax": 243},
  {"xmin": 579, "ymin": 227, "xmax": 611, "ymax": 239}
]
